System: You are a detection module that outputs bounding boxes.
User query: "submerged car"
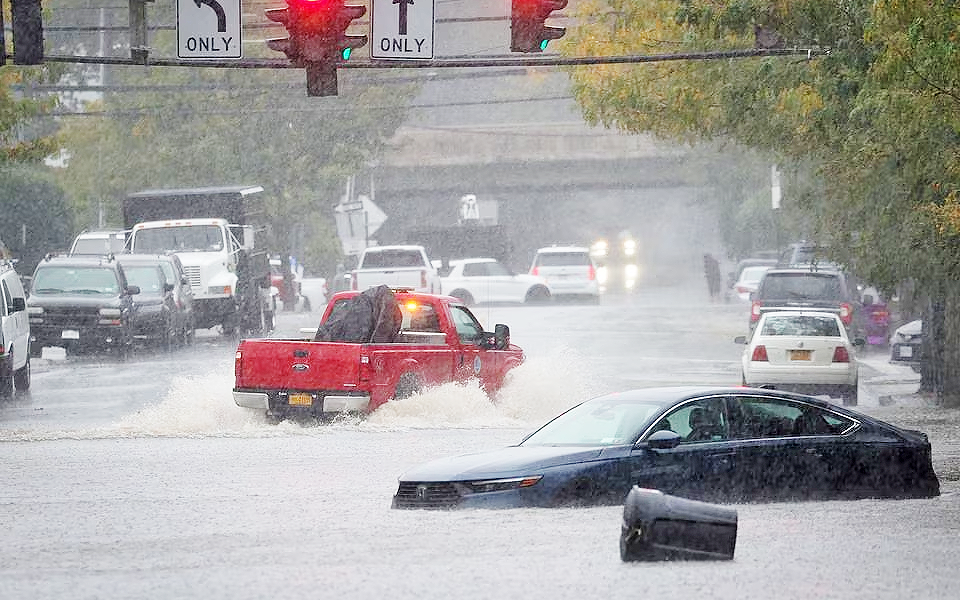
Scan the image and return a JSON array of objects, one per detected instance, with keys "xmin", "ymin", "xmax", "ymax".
[
  {"xmin": 392, "ymin": 386, "xmax": 939, "ymax": 509},
  {"xmin": 737, "ymin": 311, "xmax": 863, "ymax": 406}
]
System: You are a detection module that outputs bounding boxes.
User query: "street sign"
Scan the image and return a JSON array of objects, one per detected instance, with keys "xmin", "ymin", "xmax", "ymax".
[
  {"xmin": 370, "ymin": 0, "xmax": 435, "ymax": 60},
  {"xmin": 177, "ymin": 0, "xmax": 243, "ymax": 59}
]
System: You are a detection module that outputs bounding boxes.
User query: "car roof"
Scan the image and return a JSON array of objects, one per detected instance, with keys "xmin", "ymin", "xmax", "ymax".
[
  {"xmin": 447, "ymin": 258, "xmax": 496, "ymax": 265},
  {"xmin": 758, "ymin": 310, "xmax": 845, "ymax": 321},
  {"xmin": 536, "ymin": 246, "xmax": 589, "ymax": 253},
  {"xmin": 36, "ymin": 255, "xmax": 122, "ymax": 268},
  {"xmin": 363, "ymin": 245, "xmax": 425, "ymax": 251},
  {"xmin": 762, "ymin": 267, "xmax": 844, "ymax": 277}
]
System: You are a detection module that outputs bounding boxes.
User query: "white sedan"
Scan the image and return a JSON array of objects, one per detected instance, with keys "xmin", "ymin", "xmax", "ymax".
[
  {"xmin": 736, "ymin": 311, "xmax": 863, "ymax": 406},
  {"xmin": 438, "ymin": 258, "xmax": 551, "ymax": 305}
]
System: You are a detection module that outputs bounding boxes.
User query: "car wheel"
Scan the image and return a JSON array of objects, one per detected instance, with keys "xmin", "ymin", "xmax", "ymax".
[
  {"xmin": 449, "ymin": 290, "xmax": 474, "ymax": 306},
  {"xmin": 841, "ymin": 382, "xmax": 858, "ymax": 406},
  {"xmin": 29, "ymin": 340, "xmax": 43, "ymax": 358},
  {"xmin": 524, "ymin": 285, "xmax": 551, "ymax": 304},
  {"xmin": 14, "ymin": 354, "xmax": 31, "ymax": 392},
  {"xmin": 393, "ymin": 372, "xmax": 422, "ymax": 400}
]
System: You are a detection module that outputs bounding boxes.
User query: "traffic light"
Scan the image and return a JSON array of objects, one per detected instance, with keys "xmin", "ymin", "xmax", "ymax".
[
  {"xmin": 265, "ymin": 0, "xmax": 368, "ymax": 96},
  {"xmin": 11, "ymin": 0, "xmax": 44, "ymax": 65},
  {"xmin": 511, "ymin": 0, "xmax": 567, "ymax": 53}
]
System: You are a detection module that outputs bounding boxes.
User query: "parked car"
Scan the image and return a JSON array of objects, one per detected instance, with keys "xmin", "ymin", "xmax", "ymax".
[
  {"xmin": 439, "ymin": 258, "xmax": 551, "ymax": 305},
  {"xmin": 116, "ymin": 254, "xmax": 194, "ymax": 347},
  {"xmin": 392, "ymin": 386, "xmax": 939, "ymax": 509},
  {"xmin": 1, "ymin": 259, "xmax": 31, "ymax": 396},
  {"xmin": 27, "ymin": 254, "xmax": 140, "ymax": 357},
  {"xmin": 69, "ymin": 229, "xmax": 128, "ymax": 255},
  {"xmin": 736, "ymin": 311, "xmax": 863, "ymax": 405},
  {"xmin": 731, "ymin": 265, "xmax": 772, "ymax": 301},
  {"xmin": 529, "ymin": 246, "xmax": 600, "ymax": 302},
  {"xmin": 890, "ymin": 319, "xmax": 922, "ymax": 373},
  {"xmin": 298, "ymin": 277, "xmax": 328, "ymax": 312}
]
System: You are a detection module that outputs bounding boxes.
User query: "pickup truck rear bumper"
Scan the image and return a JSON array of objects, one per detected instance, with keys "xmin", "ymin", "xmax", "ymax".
[{"xmin": 233, "ymin": 388, "xmax": 371, "ymax": 415}]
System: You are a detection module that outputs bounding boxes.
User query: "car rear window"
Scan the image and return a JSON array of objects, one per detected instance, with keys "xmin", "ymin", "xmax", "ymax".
[
  {"xmin": 760, "ymin": 315, "xmax": 842, "ymax": 337},
  {"xmin": 535, "ymin": 252, "xmax": 592, "ymax": 267},
  {"xmin": 361, "ymin": 250, "xmax": 424, "ymax": 269},
  {"xmin": 759, "ymin": 273, "xmax": 845, "ymax": 301}
]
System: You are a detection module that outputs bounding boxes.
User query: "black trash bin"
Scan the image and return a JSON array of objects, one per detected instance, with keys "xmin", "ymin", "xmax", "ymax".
[{"xmin": 620, "ymin": 487, "xmax": 738, "ymax": 561}]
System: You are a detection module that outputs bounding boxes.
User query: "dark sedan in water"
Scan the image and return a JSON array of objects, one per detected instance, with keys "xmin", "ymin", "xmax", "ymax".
[{"xmin": 392, "ymin": 386, "xmax": 940, "ymax": 509}]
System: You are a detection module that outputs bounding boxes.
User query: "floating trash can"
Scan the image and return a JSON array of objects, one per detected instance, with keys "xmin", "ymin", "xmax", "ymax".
[{"xmin": 620, "ymin": 487, "xmax": 738, "ymax": 561}]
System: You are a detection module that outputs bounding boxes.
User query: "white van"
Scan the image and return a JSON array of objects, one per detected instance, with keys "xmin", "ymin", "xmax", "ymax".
[
  {"xmin": 1, "ymin": 259, "xmax": 31, "ymax": 396},
  {"xmin": 70, "ymin": 229, "xmax": 128, "ymax": 255}
]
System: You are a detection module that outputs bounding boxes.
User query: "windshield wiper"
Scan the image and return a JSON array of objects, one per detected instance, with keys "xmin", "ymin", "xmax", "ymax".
[
  {"xmin": 34, "ymin": 287, "xmax": 64, "ymax": 294},
  {"xmin": 70, "ymin": 289, "xmax": 108, "ymax": 294}
]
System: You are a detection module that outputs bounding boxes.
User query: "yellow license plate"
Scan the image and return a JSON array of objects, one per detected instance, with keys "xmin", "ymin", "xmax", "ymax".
[
  {"xmin": 288, "ymin": 393, "xmax": 313, "ymax": 406},
  {"xmin": 790, "ymin": 350, "xmax": 812, "ymax": 361}
]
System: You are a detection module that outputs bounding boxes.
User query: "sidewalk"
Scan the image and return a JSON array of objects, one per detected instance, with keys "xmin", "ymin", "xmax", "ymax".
[{"xmin": 857, "ymin": 350, "xmax": 923, "ymax": 408}]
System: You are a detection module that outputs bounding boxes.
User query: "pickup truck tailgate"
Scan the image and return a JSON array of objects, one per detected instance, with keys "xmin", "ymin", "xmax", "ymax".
[{"xmin": 236, "ymin": 339, "xmax": 362, "ymax": 390}]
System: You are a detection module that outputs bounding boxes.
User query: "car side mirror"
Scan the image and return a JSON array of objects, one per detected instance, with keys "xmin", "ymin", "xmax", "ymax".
[
  {"xmin": 852, "ymin": 337, "xmax": 866, "ymax": 347},
  {"xmin": 640, "ymin": 429, "xmax": 682, "ymax": 450},
  {"xmin": 734, "ymin": 335, "xmax": 747, "ymax": 344},
  {"xmin": 126, "ymin": 285, "xmax": 141, "ymax": 295},
  {"xmin": 11, "ymin": 297, "xmax": 26, "ymax": 312},
  {"xmin": 494, "ymin": 324, "xmax": 510, "ymax": 350}
]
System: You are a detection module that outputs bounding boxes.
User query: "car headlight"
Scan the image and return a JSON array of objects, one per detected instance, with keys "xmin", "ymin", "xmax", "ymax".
[{"xmin": 466, "ymin": 476, "xmax": 542, "ymax": 494}]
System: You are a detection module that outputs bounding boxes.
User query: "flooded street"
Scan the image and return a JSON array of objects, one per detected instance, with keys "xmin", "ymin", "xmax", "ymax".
[{"xmin": 2, "ymin": 282, "xmax": 958, "ymax": 599}]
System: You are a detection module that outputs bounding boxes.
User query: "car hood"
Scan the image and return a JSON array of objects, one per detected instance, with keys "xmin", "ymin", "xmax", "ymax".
[
  {"xmin": 27, "ymin": 295, "xmax": 124, "ymax": 309},
  {"xmin": 399, "ymin": 445, "xmax": 609, "ymax": 482}
]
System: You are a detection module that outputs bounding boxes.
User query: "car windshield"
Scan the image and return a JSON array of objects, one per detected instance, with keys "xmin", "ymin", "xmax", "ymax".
[
  {"xmin": 536, "ymin": 252, "xmax": 591, "ymax": 267},
  {"xmin": 122, "ymin": 265, "xmax": 164, "ymax": 294},
  {"xmin": 72, "ymin": 236, "xmax": 125, "ymax": 254},
  {"xmin": 761, "ymin": 315, "xmax": 842, "ymax": 337},
  {"xmin": 521, "ymin": 398, "xmax": 663, "ymax": 446},
  {"xmin": 31, "ymin": 266, "xmax": 120, "ymax": 295},
  {"xmin": 132, "ymin": 225, "xmax": 224, "ymax": 253},
  {"xmin": 761, "ymin": 273, "xmax": 845, "ymax": 301}
]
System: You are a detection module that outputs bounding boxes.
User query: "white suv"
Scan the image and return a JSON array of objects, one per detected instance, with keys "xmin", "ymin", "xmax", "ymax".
[
  {"xmin": 1, "ymin": 259, "xmax": 31, "ymax": 397},
  {"xmin": 529, "ymin": 246, "xmax": 600, "ymax": 302}
]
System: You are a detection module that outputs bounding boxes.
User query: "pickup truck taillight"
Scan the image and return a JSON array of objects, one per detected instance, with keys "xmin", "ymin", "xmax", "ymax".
[
  {"xmin": 531, "ymin": 266, "xmax": 539, "ymax": 276},
  {"xmin": 588, "ymin": 265, "xmax": 596, "ymax": 281},
  {"xmin": 420, "ymin": 270, "xmax": 427, "ymax": 289},
  {"xmin": 235, "ymin": 349, "xmax": 243, "ymax": 383},
  {"xmin": 351, "ymin": 271, "xmax": 357, "ymax": 291},
  {"xmin": 839, "ymin": 302, "xmax": 852, "ymax": 325},
  {"xmin": 832, "ymin": 346, "xmax": 851, "ymax": 363},
  {"xmin": 750, "ymin": 301, "xmax": 761, "ymax": 322}
]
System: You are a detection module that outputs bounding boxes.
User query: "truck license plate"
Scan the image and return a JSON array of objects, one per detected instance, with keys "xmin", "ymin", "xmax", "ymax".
[
  {"xmin": 288, "ymin": 393, "xmax": 313, "ymax": 406},
  {"xmin": 789, "ymin": 350, "xmax": 812, "ymax": 361},
  {"xmin": 61, "ymin": 330, "xmax": 80, "ymax": 340},
  {"xmin": 899, "ymin": 346, "xmax": 913, "ymax": 358}
]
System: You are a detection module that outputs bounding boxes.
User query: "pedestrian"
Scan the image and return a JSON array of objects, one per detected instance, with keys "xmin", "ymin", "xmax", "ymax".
[{"xmin": 703, "ymin": 253, "xmax": 721, "ymax": 301}]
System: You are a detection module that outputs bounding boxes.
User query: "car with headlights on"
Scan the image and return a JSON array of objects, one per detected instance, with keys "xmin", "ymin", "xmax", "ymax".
[
  {"xmin": 439, "ymin": 258, "xmax": 551, "ymax": 305},
  {"xmin": 391, "ymin": 386, "xmax": 939, "ymax": 509},
  {"xmin": 27, "ymin": 254, "xmax": 140, "ymax": 358},
  {"xmin": 736, "ymin": 311, "xmax": 863, "ymax": 405}
]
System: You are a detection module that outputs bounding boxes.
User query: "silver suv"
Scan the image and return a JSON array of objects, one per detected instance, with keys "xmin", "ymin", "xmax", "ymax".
[
  {"xmin": 1, "ymin": 259, "xmax": 31, "ymax": 397},
  {"xmin": 529, "ymin": 246, "xmax": 600, "ymax": 302}
]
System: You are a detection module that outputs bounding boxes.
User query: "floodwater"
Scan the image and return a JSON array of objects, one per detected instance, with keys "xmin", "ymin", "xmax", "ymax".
[{"xmin": 2, "ymin": 284, "xmax": 958, "ymax": 599}]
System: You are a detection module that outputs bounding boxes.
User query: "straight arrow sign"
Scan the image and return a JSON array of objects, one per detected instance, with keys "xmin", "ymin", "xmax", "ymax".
[
  {"xmin": 394, "ymin": 0, "xmax": 414, "ymax": 35},
  {"xmin": 371, "ymin": 0, "xmax": 435, "ymax": 60}
]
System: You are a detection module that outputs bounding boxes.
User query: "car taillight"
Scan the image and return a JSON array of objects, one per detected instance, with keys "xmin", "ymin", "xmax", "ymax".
[
  {"xmin": 832, "ymin": 346, "xmax": 850, "ymax": 363},
  {"xmin": 531, "ymin": 266, "xmax": 539, "ymax": 276},
  {"xmin": 588, "ymin": 265, "xmax": 596, "ymax": 281},
  {"xmin": 750, "ymin": 301, "xmax": 761, "ymax": 322},
  {"xmin": 839, "ymin": 302, "xmax": 852, "ymax": 325},
  {"xmin": 751, "ymin": 345, "xmax": 768, "ymax": 361}
]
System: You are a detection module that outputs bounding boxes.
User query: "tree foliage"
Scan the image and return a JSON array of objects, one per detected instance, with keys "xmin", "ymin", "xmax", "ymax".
[{"xmin": 564, "ymin": 0, "xmax": 960, "ymax": 403}]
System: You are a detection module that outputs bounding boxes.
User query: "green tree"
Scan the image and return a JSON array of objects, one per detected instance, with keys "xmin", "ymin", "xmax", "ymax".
[{"xmin": 564, "ymin": 0, "xmax": 960, "ymax": 404}]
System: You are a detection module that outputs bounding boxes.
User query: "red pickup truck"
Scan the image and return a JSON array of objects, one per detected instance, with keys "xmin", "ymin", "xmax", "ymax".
[{"xmin": 233, "ymin": 288, "xmax": 524, "ymax": 418}]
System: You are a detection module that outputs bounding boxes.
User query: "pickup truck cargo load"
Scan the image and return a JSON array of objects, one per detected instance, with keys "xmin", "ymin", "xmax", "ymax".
[
  {"xmin": 122, "ymin": 186, "xmax": 272, "ymax": 335},
  {"xmin": 233, "ymin": 287, "xmax": 523, "ymax": 418}
]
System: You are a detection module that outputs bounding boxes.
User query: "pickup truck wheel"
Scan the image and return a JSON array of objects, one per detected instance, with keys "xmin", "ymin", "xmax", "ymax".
[
  {"xmin": 14, "ymin": 355, "xmax": 31, "ymax": 392},
  {"xmin": 394, "ymin": 372, "xmax": 423, "ymax": 400},
  {"xmin": 524, "ymin": 285, "xmax": 551, "ymax": 304},
  {"xmin": 449, "ymin": 290, "xmax": 474, "ymax": 306}
]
